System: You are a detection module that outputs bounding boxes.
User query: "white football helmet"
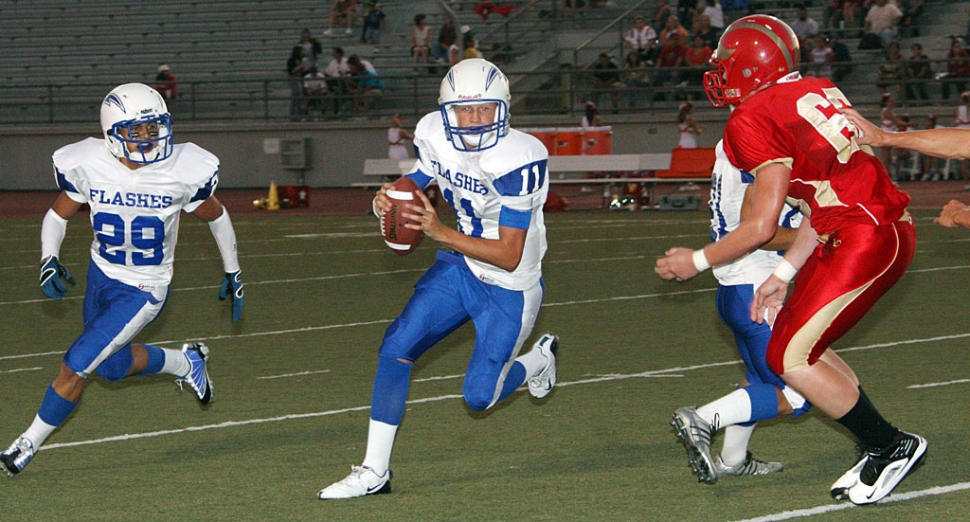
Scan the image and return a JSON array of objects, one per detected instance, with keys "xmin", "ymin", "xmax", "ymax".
[
  {"xmin": 439, "ymin": 58, "xmax": 510, "ymax": 152},
  {"xmin": 100, "ymin": 83, "xmax": 173, "ymax": 164}
]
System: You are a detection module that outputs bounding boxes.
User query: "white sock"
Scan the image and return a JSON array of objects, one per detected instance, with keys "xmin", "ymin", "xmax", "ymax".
[
  {"xmin": 160, "ymin": 348, "xmax": 191, "ymax": 377},
  {"xmin": 696, "ymin": 389, "xmax": 753, "ymax": 430},
  {"xmin": 361, "ymin": 419, "xmax": 398, "ymax": 476},
  {"xmin": 515, "ymin": 344, "xmax": 547, "ymax": 378},
  {"xmin": 22, "ymin": 415, "xmax": 58, "ymax": 449},
  {"xmin": 720, "ymin": 424, "xmax": 755, "ymax": 466}
]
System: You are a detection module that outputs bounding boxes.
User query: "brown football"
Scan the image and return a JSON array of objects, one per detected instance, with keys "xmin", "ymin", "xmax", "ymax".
[{"xmin": 381, "ymin": 176, "xmax": 424, "ymax": 255}]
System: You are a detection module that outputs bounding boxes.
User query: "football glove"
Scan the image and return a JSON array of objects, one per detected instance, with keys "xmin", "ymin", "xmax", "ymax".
[
  {"xmin": 39, "ymin": 255, "xmax": 76, "ymax": 300},
  {"xmin": 219, "ymin": 270, "xmax": 244, "ymax": 323}
]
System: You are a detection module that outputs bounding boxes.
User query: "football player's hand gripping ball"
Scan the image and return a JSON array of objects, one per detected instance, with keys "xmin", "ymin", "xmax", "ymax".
[
  {"xmin": 39, "ymin": 255, "xmax": 76, "ymax": 300},
  {"xmin": 219, "ymin": 270, "xmax": 244, "ymax": 323}
]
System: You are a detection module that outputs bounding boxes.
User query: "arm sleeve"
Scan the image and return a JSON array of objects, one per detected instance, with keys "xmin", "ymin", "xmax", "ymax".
[
  {"xmin": 41, "ymin": 209, "xmax": 68, "ymax": 260},
  {"xmin": 208, "ymin": 208, "xmax": 240, "ymax": 273}
]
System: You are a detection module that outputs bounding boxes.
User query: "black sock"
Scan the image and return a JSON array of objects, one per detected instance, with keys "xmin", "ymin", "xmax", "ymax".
[{"xmin": 835, "ymin": 386, "xmax": 897, "ymax": 450}]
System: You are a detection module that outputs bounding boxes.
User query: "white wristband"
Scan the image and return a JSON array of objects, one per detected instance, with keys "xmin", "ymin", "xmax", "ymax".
[
  {"xmin": 692, "ymin": 249, "xmax": 710, "ymax": 272},
  {"xmin": 41, "ymin": 208, "xmax": 68, "ymax": 260},
  {"xmin": 773, "ymin": 259, "xmax": 798, "ymax": 283},
  {"xmin": 208, "ymin": 208, "xmax": 241, "ymax": 273}
]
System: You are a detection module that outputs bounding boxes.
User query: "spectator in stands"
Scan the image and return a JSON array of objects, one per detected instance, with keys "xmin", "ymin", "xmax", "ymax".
[
  {"xmin": 623, "ymin": 51, "xmax": 650, "ymax": 108},
  {"xmin": 841, "ymin": 0, "xmax": 863, "ymax": 32},
  {"xmin": 791, "ymin": 6, "xmax": 819, "ymax": 45},
  {"xmin": 462, "ymin": 33, "xmax": 483, "ymax": 60},
  {"xmin": 677, "ymin": 101, "xmax": 703, "ymax": 148},
  {"xmin": 624, "ymin": 15, "xmax": 657, "ymax": 64},
  {"xmin": 287, "ymin": 46, "xmax": 310, "ymax": 120},
  {"xmin": 155, "ymin": 64, "xmax": 177, "ymax": 102},
  {"xmin": 682, "ymin": 35, "xmax": 713, "ymax": 95},
  {"xmin": 692, "ymin": 13, "xmax": 720, "ymax": 51},
  {"xmin": 347, "ymin": 54, "xmax": 384, "ymax": 114},
  {"xmin": 303, "ymin": 66, "xmax": 328, "ymax": 120},
  {"xmin": 877, "ymin": 40, "xmax": 905, "ymax": 103},
  {"xmin": 653, "ymin": 33, "xmax": 688, "ymax": 101},
  {"xmin": 432, "ymin": 16, "xmax": 458, "ymax": 67},
  {"xmin": 674, "ymin": 2, "xmax": 696, "ymax": 36},
  {"xmin": 411, "ymin": 14, "xmax": 432, "ymax": 72},
  {"xmin": 361, "ymin": 2, "xmax": 386, "ymax": 48},
  {"xmin": 589, "ymin": 53, "xmax": 624, "ymax": 113},
  {"xmin": 324, "ymin": 46, "xmax": 351, "ymax": 115},
  {"xmin": 942, "ymin": 38, "xmax": 970, "ymax": 101},
  {"xmin": 956, "ymin": 92, "xmax": 970, "ymax": 180},
  {"xmin": 863, "ymin": 0, "xmax": 902, "ymax": 56},
  {"xmin": 879, "ymin": 93, "xmax": 908, "ymax": 177},
  {"xmin": 898, "ymin": 0, "xmax": 924, "ymax": 38},
  {"xmin": 325, "ymin": 0, "xmax": 357, "ymax": 37},
  {"xmin": 698, "ymin": 1, "xmax": 724, "ymax": 31},
  {"xmin": 651, "ymin": 0, "xmax": 673, "ymax": 35},
  {"xmin": 830, "ymin": 32, "xmax": 854, "ymax": 83},
  {"xmin": 823, "ymin": 0, "xmax": 844, "ymax": 31},
  {"xmin": 919, "ymin": 114, "xmax": 943, "ymax": 181},
  {"xmin": 904, "ymin": 42, "xmax": 931, "ymax": 105},
  {"xmin": 299, "ymin": 28, "xmax": 324, "ymax": 68},
  {"xmin": 580, "ymin": 100, "xmax": 602, "ymax": 128},
  {"xmin": 387, "ymin": 114, "xmax": 414, "ymax": 160},
  {"xmin": 447, "ymin": 38, "xmax": 462, "ymax": 67},
  {"xmin": 809, "ymin": 34, "xmax": 835, "ymax": 81},
  {"xmin": 658, "ymin": 15, "xmax": 689, "ymax": 48}
]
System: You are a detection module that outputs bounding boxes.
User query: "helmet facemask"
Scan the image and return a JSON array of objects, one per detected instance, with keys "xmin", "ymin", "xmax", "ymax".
[
  {"xmin": 440, "ymin": 100, "xmax": 509, "ymax": 152},
  {"xmin": 106, "ymin": 114, "xmax": 174, "ymax": 164}
]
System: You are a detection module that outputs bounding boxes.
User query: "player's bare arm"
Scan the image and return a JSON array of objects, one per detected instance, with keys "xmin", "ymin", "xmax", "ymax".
[
  {"xmin": 655, "ymin": 163, "xmax": 789, "ymax": 281},
  {"xmin": 740, "ymin": 183, "xmax": 798, "ymax": 251},
  {"xmin": 750, "ymin": 218, "xmax": 818, "ymax": 325},
  {"xmin": 404, "ymin": 189, "xmax": 526, "ymax": 271},
  {"xmin": 844, "ymin": 108, "xmax": 970, "ymax": 160},
  {"xmin": 50, "ymin": 191, "xmax": 83, "ymax": 220},
  {"xmin": 189, "ymin": 195, "xmax": 228, "ymax": 221}
]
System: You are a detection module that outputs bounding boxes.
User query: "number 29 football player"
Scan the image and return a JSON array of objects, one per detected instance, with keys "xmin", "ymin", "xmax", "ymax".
[
  {"xmin": 318, "ymin": 59, "xmax": 559, "ymax": 500},
  {"xmin": 655, "ymin": 15, "xmax": 926, "ymax": 505},
  {"xmin": 0, "ymin": 83, "xmax": 244, "ymax": 476}
]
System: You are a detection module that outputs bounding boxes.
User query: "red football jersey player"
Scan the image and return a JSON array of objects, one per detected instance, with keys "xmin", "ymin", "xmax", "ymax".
[{"xmin": 656, "ymin": 14, "xmax": 925, "ymax": 506}]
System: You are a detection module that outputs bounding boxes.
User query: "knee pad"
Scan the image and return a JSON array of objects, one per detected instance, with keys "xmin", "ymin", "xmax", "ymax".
[
  {"xmin": 95, "ymin": 346, "xmax": 134, "ymax": 382},
  {"xmin": 463, "ymin": 391, "xmax": 492, "ymax": 412}
]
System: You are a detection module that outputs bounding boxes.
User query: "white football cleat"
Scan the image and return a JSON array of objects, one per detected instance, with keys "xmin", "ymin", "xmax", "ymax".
[
  {"xmin": 847, "ymin": 431, "xmax": 927, "ymax": 505},
  {"xmin": 318, "ymin": 465, "xmax": 392, "ymax": 500},
  {"xmin": 527, "ymin": 334, "xmax": 559, "ymax": 399}
]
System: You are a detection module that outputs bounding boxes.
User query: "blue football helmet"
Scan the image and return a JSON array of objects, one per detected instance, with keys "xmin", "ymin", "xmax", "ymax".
[
  {"xmin": 439, "ymin": 59, "xmax": 510, "ymax": 152},
  {"xmin": 100, "ymin": 83, "xmax": 173, "ymax": 164}
]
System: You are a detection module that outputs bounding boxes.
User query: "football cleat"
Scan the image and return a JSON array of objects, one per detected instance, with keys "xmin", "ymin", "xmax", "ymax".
[
  {"xmin": 847, "ymin": 431, "xmax": 927, "ymax": 505},
  {"xmin": 671, "ymin": 406, "xmax": 717, "ymax": 484},
  {"xmin": 830, "ymin": 449, "xmax": 868, "ymax": 501},
  {"xmin": 0, "ymin": 437, "xmax": 36, "ymax": 476},
  {"xmin": 527, "ymin": 334, "xmax": 559, "ymax": 399},
  {"xmin": 177, "ymin": 342, "xmax": 212, "ymax": 405},
  {"xmin": 318, "ymin": 465, "xmax": 392, "ymax": 500},
  {"xmin": 714, "ymin": 452, "xmax": 783, "ymax": 477}
]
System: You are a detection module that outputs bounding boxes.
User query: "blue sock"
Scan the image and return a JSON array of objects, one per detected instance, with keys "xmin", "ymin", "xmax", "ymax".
[
  {"xmin": 370, "ymin": 357, "xmax": 412, "ymax": 425},
  {"xmin": 37, "ymin": 385, "xmax": 77, "ymax": 427},
  {"xmin": 136, "ymin": 344, "xmax": 166, "ymax": 376},
  {"xmin": 741, "ymin": 384, "xmax": 780, "ymax": 425},
  {"xmin": 498, "ymin": 361, "xmax": 527, "ymax": 402}
]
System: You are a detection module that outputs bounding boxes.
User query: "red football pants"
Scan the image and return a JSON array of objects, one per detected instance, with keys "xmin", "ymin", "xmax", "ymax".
[{"xmin": 767, "ymin": 217, "xmax": 916, "ymax": 375}]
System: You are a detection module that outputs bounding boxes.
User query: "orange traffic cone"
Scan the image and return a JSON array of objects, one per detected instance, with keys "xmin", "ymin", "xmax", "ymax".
[{"xmin": 267, "ymin": 181, "xmax": 280, "ymax": 211}]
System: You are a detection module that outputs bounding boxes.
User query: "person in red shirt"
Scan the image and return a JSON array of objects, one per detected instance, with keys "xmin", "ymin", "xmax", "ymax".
[
  {"xmin": 655, "ymin": 14, "xmax": 926, "ymax": 506},
  {"xmin": 943, "ymin": 38, "xmax": 970, "ymax": 100}
]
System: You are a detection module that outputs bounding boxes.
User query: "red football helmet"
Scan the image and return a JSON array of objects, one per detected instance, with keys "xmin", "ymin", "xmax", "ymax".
[{"xmin": 703, "ymin": 15, "xmax": 800, "ymax": 107}]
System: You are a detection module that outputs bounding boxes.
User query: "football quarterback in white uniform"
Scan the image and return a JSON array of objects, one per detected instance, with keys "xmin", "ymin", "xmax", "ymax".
[
  {"xmin": 318, "ymin": 59, "xmax": 559, "ymax": 500},
  {"xmin": 0, "ymin": 83, "xmax": 243, "ymax": 477},
  {"xmin": 671, "ymin": 140, "xmax": 810, "ymax": 485}
]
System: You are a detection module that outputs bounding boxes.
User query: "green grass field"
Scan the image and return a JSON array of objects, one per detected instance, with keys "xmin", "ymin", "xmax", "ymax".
[{"xmin": 0, "ymin": 209, "xmax": 967, "ymax": 522}]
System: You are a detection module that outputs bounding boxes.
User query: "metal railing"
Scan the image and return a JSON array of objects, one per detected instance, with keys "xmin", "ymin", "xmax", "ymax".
[{"xmin": 2, "ymin": 58, "xmax": 968, "ymax": 126}]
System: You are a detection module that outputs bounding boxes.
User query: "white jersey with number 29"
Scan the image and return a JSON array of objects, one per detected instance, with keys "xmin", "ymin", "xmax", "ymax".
[{"xmin": 52, "ymin": 137, "xmax": 219, "ymax": 290}]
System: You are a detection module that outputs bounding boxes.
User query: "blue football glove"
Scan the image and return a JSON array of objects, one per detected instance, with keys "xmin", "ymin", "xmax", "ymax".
[
  {"xmin": 219, "ymin": 270, "xmax": 244, "ymax": 323},
  {"xmin": 39, "ymin": 255, "xmax": 76, "ymax": 300}
]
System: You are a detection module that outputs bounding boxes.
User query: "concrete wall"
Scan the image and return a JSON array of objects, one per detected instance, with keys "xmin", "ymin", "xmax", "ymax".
[{"xmin": 0, "ymin": 115, "xmax": 727, "ymax": 191}]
